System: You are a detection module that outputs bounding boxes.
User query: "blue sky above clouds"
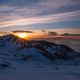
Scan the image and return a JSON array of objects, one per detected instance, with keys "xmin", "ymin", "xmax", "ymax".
[{"xmin": 0, "ymin": 0, "xmax": 80, "ymax": 32}]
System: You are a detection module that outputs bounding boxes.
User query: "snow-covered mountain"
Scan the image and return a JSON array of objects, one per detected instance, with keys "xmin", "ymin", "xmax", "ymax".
[
  {"xmin": 0, "ymin": 34, "xmax": 80, "ymax": 80},
  {"xmin": 0, "ymin": 34, "xmax": 79, "ymax": 63}
]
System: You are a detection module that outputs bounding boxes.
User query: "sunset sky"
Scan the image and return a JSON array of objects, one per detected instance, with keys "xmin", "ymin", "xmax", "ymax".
[{"xmin": 0, "ymin": 0, "xmax": 80, "ymax": 34}]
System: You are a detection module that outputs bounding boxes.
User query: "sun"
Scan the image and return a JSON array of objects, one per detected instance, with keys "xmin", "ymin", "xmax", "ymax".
[{"xmin": 15, "ymin": 32, "xmax": 28, "ymax": 39}]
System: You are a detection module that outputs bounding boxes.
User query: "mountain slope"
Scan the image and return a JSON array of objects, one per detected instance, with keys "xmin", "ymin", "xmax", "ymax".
[
  {"xmin": 0, "ymin": 34, "xmax": 80, "ymax": 80},
  {"xmin": 0, "ymin": 34, "xmax": 79, "ymax": 62}
]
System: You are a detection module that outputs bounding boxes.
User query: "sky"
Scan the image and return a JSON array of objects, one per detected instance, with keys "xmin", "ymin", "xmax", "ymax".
[{"xmin": 0, "ymin": 0, "xmax": 80, "ymax": 34}]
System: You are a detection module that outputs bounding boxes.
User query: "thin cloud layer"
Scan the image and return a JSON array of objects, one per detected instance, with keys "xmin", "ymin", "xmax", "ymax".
[
  {"xmin": 12, "ymin": 30, "xmax": 34, "ymax": 33},
  {"xmin": 0, "ymin": 10, "xmax": 80, "ymax": 27},
  {"xmin": 0, "ymin": 0, "xmax": 80, "ymax": 29}
]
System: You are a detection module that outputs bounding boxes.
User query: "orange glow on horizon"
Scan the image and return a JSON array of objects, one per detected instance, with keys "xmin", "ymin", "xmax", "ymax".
[{"xmin": 14, "ymin": 32, "xmax": 29, "ymax": 39}]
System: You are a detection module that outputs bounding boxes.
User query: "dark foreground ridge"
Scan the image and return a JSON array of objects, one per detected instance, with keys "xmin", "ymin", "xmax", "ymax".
[{"xmin": 0, "ymin": 34, "xmax": 80, "ymax": 69}]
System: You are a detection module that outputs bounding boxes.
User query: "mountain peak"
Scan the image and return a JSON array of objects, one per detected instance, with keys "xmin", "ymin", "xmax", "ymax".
[{"xmin": 0, "ymin": 34, "xmax": 79, "ymax": 62}]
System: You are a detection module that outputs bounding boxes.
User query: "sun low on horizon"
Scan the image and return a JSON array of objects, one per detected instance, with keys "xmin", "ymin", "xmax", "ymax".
[{"xmin": 14, "ymin": 32, "xmax": 29, "ymax": 39}]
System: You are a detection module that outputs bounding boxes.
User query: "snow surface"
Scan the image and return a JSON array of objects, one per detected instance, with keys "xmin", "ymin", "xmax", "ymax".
[
  {"xmin": 0, "ymin": 62, "xmax": 80, "ymax": 80},
  {"xmin": 0, "ymin": 35, "xmax": 80, "ymax": 80}
]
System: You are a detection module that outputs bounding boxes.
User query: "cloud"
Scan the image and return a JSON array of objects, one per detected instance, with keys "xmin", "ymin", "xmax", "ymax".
[
  {"xmin": 48, "ymin": 31, "xmax": 58, "ymax": 36},
  {"xmin": 61, "ymin": 33, "xmax": 80, "ymax": 36},
  {"xmin": 0, "ymin": 0, "xmax": 80, "ymax": 29},
  {"xmin": 12, "ymin": 30, "xmax": 34, "ymax": 33},
  {"xmin": 0, "ymin": 0, "xmax": 80, "ymax": 19},
  {"xmin": 0, "ymin": 10, "xmax": 80, "ymax": 27}
]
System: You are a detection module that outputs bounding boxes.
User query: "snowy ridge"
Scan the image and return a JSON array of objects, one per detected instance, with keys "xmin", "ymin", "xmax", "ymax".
[
  {"xmin": 0, "ymin": 34, "xmax": 80, "ymax": 80},
  {"xmin": 0, "ymin": 34, "xmax": 80, "ymax": 68}
]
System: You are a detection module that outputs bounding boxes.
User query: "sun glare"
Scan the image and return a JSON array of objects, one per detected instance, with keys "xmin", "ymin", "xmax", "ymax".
[{"xmin": 15, "ymin": 33, "xmax": 28, "ymax": 39}]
